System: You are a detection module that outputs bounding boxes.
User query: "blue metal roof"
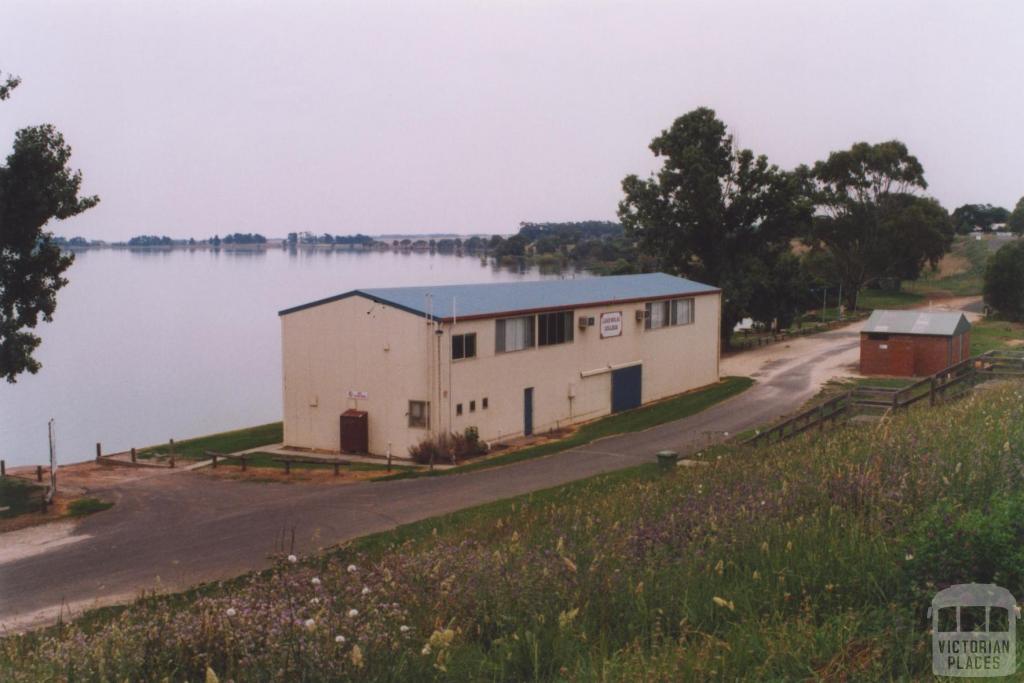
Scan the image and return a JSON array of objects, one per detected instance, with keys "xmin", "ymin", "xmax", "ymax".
[{"xmin": 279, "ymin": 272, "xmax": 719, "ymax": 320}]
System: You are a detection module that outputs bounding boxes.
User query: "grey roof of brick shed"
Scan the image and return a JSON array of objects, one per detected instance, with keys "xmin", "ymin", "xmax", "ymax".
[
  {"xmin": 861, "ymin": 310, "xmax": 971, "ymax": 337},
  {"xmin": 279, "ymin": 272, "xmax": 719, "ymax": 320}
]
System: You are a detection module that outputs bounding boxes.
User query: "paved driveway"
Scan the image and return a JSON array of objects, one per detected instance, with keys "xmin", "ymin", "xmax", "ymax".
[{"xmin": 0, "ymin": 325, "xmax": 861, "ymax": 631}]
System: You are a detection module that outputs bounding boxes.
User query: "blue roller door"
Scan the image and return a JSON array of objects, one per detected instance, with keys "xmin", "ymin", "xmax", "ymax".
[{"xmin": 611, "ymin": 365, "xmax": 642, "ymax": 413}]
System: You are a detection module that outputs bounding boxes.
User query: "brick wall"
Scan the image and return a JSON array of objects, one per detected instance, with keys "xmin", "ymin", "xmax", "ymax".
[{"xmin": 860, "ymin": 332, "xmax": 969, "ymax": 377}]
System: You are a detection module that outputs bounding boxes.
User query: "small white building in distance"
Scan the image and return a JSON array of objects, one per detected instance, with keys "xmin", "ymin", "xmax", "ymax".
[{"xmin": 278, "ymin": 273, "xmax": 722, "ymax": 458}]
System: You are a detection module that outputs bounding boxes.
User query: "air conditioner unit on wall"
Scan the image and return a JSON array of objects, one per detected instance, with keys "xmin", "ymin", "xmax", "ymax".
[
  {"xmin": 635, "ymin": 309, "xmax": 646, "ymax": 322},
  {"xmin": 578, "ymin": 316, "xmax": 595, "ymax": 329}
]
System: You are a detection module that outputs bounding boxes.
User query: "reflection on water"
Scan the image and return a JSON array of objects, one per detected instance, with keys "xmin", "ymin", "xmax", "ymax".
[{"xmin": 0, "ymin": 248, "xmax": 581, "ymax": 466}]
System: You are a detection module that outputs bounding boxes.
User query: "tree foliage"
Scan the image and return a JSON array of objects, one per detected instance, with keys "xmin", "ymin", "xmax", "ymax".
[
  {"xmin": 808, "ymin": 141, "xmax": 953, "ymax": 307},
  {"xmin": 951, "ymin": 203, "xmax": 1010, "ymax": 234},
  {"xmin": 1007, "ymin": 197, "xmax": 1024, "ymax": 235},
  {"xmin": 618, "ymin": 107, "xmax": 811, "ymax": 344},
  {"xmin": 0, "ymin": 73, "xmax": 98, "ymax": 382},
  {"xmin": 983, "ymin": 240, "xmax": 1024, "ymax": 321}
]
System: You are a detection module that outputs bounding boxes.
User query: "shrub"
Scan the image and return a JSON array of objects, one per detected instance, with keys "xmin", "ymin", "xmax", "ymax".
[
  {"xmin": 407, "ymin": 428, "xmax": 487, "ymax": 465},
  {"xmin": 983, "ymin": 240, "xmax": 1024, "ymax": 320}
]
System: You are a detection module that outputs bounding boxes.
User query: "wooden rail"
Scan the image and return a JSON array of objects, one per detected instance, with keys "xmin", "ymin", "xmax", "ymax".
[{"xmin": 747, "ymin": 350, "xmax": 1023, "ymax": 448}]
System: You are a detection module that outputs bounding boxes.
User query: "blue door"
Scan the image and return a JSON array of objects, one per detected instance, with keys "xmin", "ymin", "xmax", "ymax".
[
  {"xmin": 523, "ymin": 387, "xmax": 534, "ymax": 436},
  {"xmin": 611, "ymin": 365, "xmax": 642, "ymax": 413}
]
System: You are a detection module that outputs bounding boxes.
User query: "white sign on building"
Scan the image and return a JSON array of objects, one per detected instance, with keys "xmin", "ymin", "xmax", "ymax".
[
  {"xmin": 348, "ymin": 390, "xmax": 369, "ymax": 400},
  {"xmin": 600, "ymin": 311, "xmax": 623, "ymax": 338}
]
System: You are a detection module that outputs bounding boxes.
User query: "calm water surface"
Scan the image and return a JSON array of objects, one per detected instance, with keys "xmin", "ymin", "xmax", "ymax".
[{"xmin": 1, "ymin": 248, "xmax": 571, "ymax": 466}]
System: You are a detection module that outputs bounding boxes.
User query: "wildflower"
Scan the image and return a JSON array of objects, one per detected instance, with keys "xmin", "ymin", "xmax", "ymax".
[
  {"xmin": 287, "ymin": 554, "xmax": 298, "ymax": 564},
  {"xmin": 556, "ymin": 536, "xmax": 564, "ymax": 553},
  {"xmin": 562, "ymin": 557, "xmax": 578, "ymax": 573},
  {"xmin": 361, "ymin": 586, "xmax": 371, "ymax": 596},
  {"xmin": 421, "ymin": 644, "xmax": 432, "ymax": 656},
  {"xmin": 712, "ymin": 596, "xmax": 735, "ymax": 611},
  {"xmin": 304, "ymin": 618, "xmax": 316, "ymax": 631},
  {"xmin": 714, "ymin": 559, "xmax": 724, "ymax": 576},
  {"xmin": 347, "ymin": 564, "xmax": 358, "ymax": 573},
  {"xmin": 400, "ymin": 625, "xmax": 411, "ymax": 633},
  {"xmin": 310, "ymin": 597, "xmax": 320, "ymax": 605},
  {"xmin": 785, "ymin": 541, "xmax": 793, "ymax": 552},
  {"xmin": 350, "ymin": 643, "xmax": 364, "ymax": 669},
  {"xmin": 558, "ymin": 607, "xmax": 579, "ymax": 629},
  {"xmin": 311, "ymin": 577, "xmax": 321, "ymax": 586},
  {"xmin": 905, "ymin": 553, "xmax": 914, "ymax": 561},
  {"xmin": 335, "ymin": 634, "xmax": 347, "ymax": 644},
  {"xmin": 752, "ymin": 571, "xmax": 761, "ymax": 581},
  {"xmin": 225, "ymin": 607, "xmax": 237, "ymax": 617},
  {"xmin": 348, "ymin": 608, "xmax": 359, "ymax": 618}
]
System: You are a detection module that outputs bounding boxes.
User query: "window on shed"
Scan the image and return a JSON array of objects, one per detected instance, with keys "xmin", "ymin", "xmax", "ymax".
[
  {"xmin": 538, "ymin": 311, "xmax": 574, "ymax": 346},
  {"xmin": 452, "ymin": 333, "xmax": 477, "ymax": 360},
  {"xmin": 495, "ymin": 316, "xmax": 535, "ymax": 353},
  {"xmin": 408, "ymin": 401, "xmax": 429, "ymax": 428},
  {"xmin": 868, "ymin": 333, "xmax": 890, "ymax": 341}
]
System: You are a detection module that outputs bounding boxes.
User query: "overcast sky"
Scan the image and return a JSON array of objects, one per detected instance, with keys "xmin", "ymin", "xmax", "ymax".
[{"xmin": 3, "ymin": 1, "xmax": 1022, "ymax": 240}]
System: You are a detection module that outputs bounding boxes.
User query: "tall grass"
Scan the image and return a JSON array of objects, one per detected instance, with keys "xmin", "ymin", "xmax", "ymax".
[{"xmin": 3, "ymin": 382, "xmax": 1023, "ymax": 681}]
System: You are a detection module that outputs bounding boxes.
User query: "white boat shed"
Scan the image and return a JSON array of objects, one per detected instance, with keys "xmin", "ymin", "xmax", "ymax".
[{"xmin": 278, "ymin": 272, "xmax": 722, "ymax": 458}]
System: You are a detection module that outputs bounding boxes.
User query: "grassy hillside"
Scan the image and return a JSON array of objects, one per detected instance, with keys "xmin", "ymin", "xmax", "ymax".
[{"xmin": 3, "ymin": 383, "xmax": 1023, "ymax": 681}]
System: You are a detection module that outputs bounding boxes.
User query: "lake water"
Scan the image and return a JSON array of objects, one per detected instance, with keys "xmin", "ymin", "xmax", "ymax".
[{"xmin": 1, "ymin": 248, "xmax": 571, "ymax": 467}]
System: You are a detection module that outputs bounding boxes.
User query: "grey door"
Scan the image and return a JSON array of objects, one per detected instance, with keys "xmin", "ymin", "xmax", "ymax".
[
  {"xmin": 523, "ymin": 387, "xmax": 534, "ymax": 436},
  {"xmin": 611, "ymin": 365, "xmax": 642, "ymax": 413}
]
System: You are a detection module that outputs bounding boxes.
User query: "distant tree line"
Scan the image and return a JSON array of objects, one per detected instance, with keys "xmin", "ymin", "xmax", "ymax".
[
  {"xmin": 287, "ymin": 232, "xmax": 376, "ymax": 246},
  {"xmin": 127, "ymin": 235, "xmax": 174, "ymax": 247}
]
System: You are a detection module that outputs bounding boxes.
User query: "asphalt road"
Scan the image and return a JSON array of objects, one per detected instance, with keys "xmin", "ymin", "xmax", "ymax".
[{"xmin": 0, "ymin": 326, "xmax": 861, "ymax": 630}]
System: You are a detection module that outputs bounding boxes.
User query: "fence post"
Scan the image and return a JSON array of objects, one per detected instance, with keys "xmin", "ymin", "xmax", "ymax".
[
  {"xmin": 241, "ymin": 457, "xmax": 247, "ymax": 472},
  {"xmin": 36, "ymin": 465, "xmax": 43, "ymax": 482},
  {"xmin": 284, "ymin": 460, "xmax": 291, "ymax": 475},
  {"xmin": 96, "ymin": 443, "xmax": 102, "ymax": 462},
  {"xmin": 169, "ymin": 438, "xmax": 175, "ymax": 468},
  {"xmin": 929, "ymin": 376, "xmax": 937, "ymax": 406},
  {"xmin": 1, "ymin": 459, "xmax": 5, "ymax": 478},
  {"xmin": 131, "ymin": 447, "xmax": 137, "ymax": 463},
  {"xmin": 212, "ymin": 453, "xmax": 218, "ymax": 468}
]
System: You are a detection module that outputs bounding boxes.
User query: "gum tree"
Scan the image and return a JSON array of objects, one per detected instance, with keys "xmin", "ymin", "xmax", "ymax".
[
  {"xmin": 807, "ymin": 140, "xmax": 953, "ymax": 309},
  {"xmin": 0, "ymin": 70, "xmax": 99, "ymax": 382},
  {"xmin": 618, "ymin": 107, "xmax": 811, "ymax": 346}
]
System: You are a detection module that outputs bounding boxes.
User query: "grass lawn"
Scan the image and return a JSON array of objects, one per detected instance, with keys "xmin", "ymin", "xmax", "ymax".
[
  {"xmin": 854, "ymin": 289, "xmax": 925, "ymax": 310},
  {"xmin": 905, "ymin": 236, "xmax": 989, "ymax": 297},
  {"xmin": 138, "ymin": 422, "xmax": 283, "ymax": 461},
  {"xmin": 67, "ymin": 497, "xmax": 114, "ymax": 517},
  {"xmin": 971, "ymin": 318, "xmax": 1024, "ymax": 355},
  {"xmin": 7, "ymin": 379, "xmax": 1023, "ymax": 681},
  {"xmin": 376, "ymin": 376, "xmax": 754, "ymax": 481},
  {"xmin": 0, "ymin": 477, "xmax": 44, "ymax": 518}
]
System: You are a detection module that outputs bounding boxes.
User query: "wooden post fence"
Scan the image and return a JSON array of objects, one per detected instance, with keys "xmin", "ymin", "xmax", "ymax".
[
  {"xmin": 36, "ymin": 465, "xmax": 43, "ymax": 482},
  {"xmin": 96, "ymin": 443, "xmax": 102, "ymax": 462},
  {"xmin": 1, "ymin": 459, "xmax": 5, "ymax": 478}
]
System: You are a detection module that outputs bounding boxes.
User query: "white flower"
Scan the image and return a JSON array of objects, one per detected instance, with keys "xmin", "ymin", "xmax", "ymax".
[
  {"xmin": 335, "ymin": 634, "xmax": 347, "ymax": 644},
  {"xmin": 347, "ymin": 608, "xmax": 359, "ymax": 618},
  {"xmin": 304, "ymin": 618, "xmax": 316, "ymax": 631},
  {"xmin": 225, "ymin": 607, "xmax": 237, "ymax": 617},
  {"xmin": 361, "ymin": 586, "xmax": 371, "ymax": 595},
  {"xmin": 421, "ymin": 644, "xmax": 432, "ymax": 656},
  {"xmin": 311, "ymin": 577, "xmax": 321, "ymax": 586},
  {"xmin": 347, "ymin": 564, "xmax": 358, "ymax": 573},
  {"xmin": 905, "ymin": 553, "xmax": 914, "ymax": 561},
  {"xmin": 287, "ymin": 554, "xmax": 298, "ymax": 564},
  {"xmin": 400, "ymin": 625, "xmax": 410, "ymax": 633},
  {"xmin": 310, "ymin": 597, "xmax": 320, "ymax": 605}
]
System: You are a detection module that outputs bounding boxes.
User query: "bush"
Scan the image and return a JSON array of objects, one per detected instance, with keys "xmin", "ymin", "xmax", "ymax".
[
  {"xmin": 983, "ymin": 240, "xmax": 1024, "ymax": 320},
  {"xmin": 407, "ymin": 428, "xmax": 487, "ymax": 465}
]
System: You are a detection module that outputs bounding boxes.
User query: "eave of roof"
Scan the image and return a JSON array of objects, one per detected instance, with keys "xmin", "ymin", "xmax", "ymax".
[{"xmin": 278, "ymin": 273, "xmax": 721, "ymax": 320}]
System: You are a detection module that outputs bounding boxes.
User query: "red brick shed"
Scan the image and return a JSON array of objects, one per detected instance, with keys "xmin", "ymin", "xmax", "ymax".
[{"xmin": 860, "ymin": 310, "xmax": 971, "ymax": 377}]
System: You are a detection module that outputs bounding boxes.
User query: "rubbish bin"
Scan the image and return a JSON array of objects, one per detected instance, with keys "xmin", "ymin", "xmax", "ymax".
[{"xmin": 656, "ymin": 450, "xmax": 678, "ymax": 470}]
